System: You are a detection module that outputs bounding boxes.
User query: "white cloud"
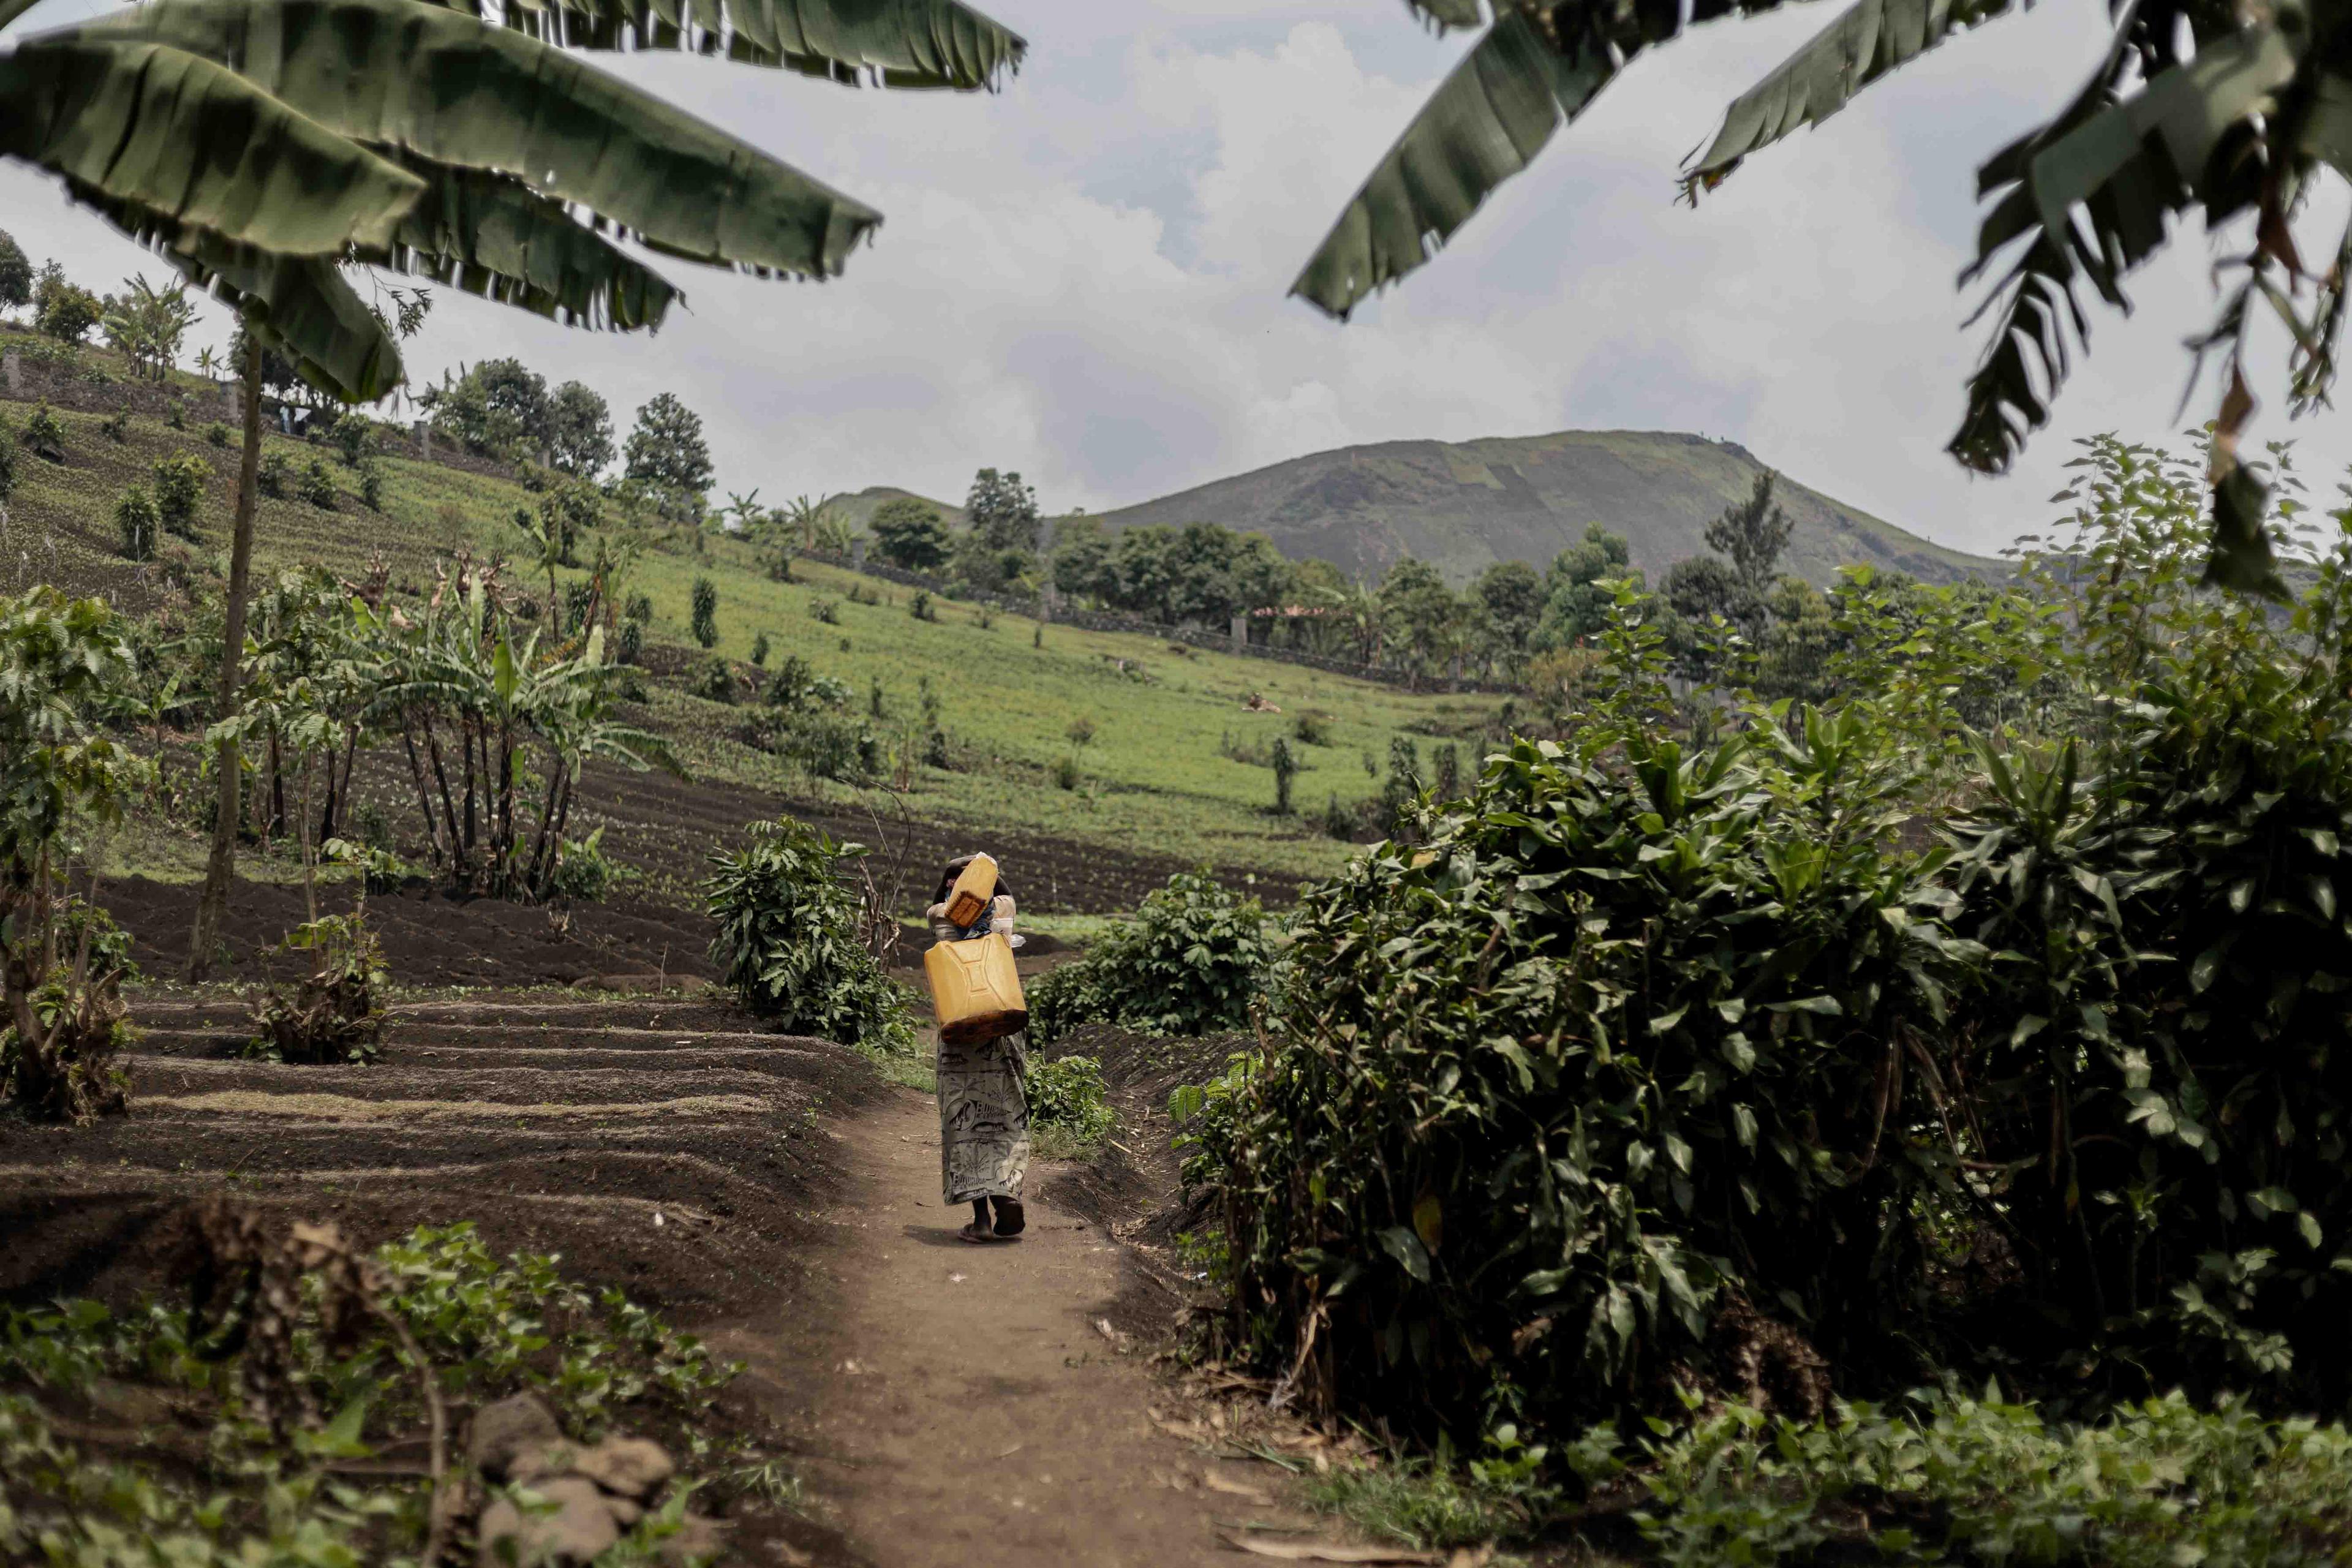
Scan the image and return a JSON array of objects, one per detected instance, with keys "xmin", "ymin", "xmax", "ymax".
[{"xmin": 2, "ymin": 0, "xmax": 2342, "ymax": 562}]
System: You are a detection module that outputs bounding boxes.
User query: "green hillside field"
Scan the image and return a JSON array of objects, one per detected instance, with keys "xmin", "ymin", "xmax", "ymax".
[{"xmin": 0, "ymin": 337, "xmax": 1497, "ymax": 899}]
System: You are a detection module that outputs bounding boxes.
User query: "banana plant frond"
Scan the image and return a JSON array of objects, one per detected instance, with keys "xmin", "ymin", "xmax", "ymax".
[
  {"xmin": 69, "ymin": 0, "xmax": 884, "ymax": 281},
  {"xmin": 428, "ymin": 0, "xmax": 1025, "ymax": 90},
  {"xmin": 1686, "ymin": 0, "xmax": 2019, "ymax": 197},
  {"xmin": 0, "ymin": 37, "xmax": 425, "ymax": 257},
  {"xmin": 1291, "ymin": 7, "xmax": 1615, "ymax": 320},
  {"xmin": 186, "ymin": 242, "xmax": 407, "ymax": 403},
  {"xmin": 366, "ymin": 156, "xmax": 683, "ymax": 331},
  {"xmin": 1948, "ymin": 20, "xmax": 2296, "ymax": 478},
  {"xmin": 1403, "ymin": 0, "xmax": 1487, "ymax": 30},
  {"xmin": 63, "ymin": 188, "xmax": 405, "ymax": 400}
]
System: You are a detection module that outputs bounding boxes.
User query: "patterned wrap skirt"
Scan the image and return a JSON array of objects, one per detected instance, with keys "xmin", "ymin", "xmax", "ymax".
[{"xmin": 937, "ymin": 1029, "xmax": 1030, "ymax": 1205}]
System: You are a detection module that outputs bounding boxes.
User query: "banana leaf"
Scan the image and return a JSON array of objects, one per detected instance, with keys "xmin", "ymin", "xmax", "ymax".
[
  {"xmin": 1292, "ymin": 8, "xmax": 1613, "ymax": 320},
  {"xmin": 53, "ymin": 0, "xmax": 884, "ymax": 281},
  {"xmin": 0, "ymin": 37, "xmax": 423, "ymax": 257},
  {"xmin": 429, "ymin": 0, "xmax": 1025, "ymax": 89},
  {"xmin": 1687, "ymin": 0, "xmax": 2016, "ymax": 192}
]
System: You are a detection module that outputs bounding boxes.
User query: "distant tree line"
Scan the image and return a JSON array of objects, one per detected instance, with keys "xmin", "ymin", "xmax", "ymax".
[{"xmin": 861, "ymin": 466, "xmax": 1874, "ymax": 689}]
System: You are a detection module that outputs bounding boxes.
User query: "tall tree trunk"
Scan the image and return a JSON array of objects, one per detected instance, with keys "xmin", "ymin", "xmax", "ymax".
[
  {"xmin": 461, "ymin": 722, "xmax": 477, "ymax": 853},
  {"xmin": 523, "ymin": 755, "xmax": 566, "ymax": 897},
  {"xmin": 402, "ymin": 724, "xmax": 444, "ymax": 864},
  {"xmin": 423, "ymin": 720, "xmax": 465, "ymax": 878},
  {"xmin": 320, "ymin": 722, "xmax": 359, "ymax": 845},
  {"xmin": 187, "ymin": 347, "xmax": 263, "ymax": 981},
  {"xmin": 266, "ymin": 723, "xmax": 285, "ymax": 845}
]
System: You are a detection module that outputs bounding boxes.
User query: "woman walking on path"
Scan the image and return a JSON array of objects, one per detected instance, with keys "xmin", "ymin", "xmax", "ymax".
[{"xmin": 928, "ymin": 854, "xmax": 1028, "ymax": 1243}]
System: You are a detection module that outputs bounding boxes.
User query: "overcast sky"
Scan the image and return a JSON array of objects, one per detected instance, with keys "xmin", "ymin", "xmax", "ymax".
[{"xmin": 5, "ymin": 0, "xmax": 2344, "ymax": 562}]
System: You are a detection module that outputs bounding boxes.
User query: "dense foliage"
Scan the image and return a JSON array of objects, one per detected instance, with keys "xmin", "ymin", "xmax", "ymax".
[
  {"xmin": 0, "ymin": 589, "xmax": 144, "ymax": 1122},
  {"xmin": 0, "ymin": 1221, "xmax": 739, "ymax": 1565},
  {"xmin": 705, "ymin": 818, "xmax": 916, "ymax": 1056},
  {"xmin": 1027, "ymin": 869, "xmax": 1271, "ymax": 1043},
  {"xmin": 1189, "ymin": 437, "xmax": 2352, "ymax": 1454}
]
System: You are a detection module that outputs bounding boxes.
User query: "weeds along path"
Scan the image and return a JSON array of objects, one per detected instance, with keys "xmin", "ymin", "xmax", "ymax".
[{"xmin": 775, "ymin": 1087, "xmax": 1316, "ymax": 1567}]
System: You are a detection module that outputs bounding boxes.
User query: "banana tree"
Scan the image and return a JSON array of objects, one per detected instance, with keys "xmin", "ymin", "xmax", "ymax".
[
  {"xmin": 0, "ymin": 0, "xmax": 1027, "ymax": 974},
  {"xmin": 1298, "ymin": 0, "xmax": 2352, "ymax": 597}
]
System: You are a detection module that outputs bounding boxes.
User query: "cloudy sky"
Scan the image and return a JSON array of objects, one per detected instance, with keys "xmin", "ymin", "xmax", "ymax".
[{"xmin": 5, "ymin": 0, "xmax": 2343, "ymax": 562}]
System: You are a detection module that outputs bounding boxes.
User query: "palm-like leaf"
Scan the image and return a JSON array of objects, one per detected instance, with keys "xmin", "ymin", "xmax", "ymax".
[
  {"xmin": 1686, "ymin": 0, "xmax": 2017, "ymax": 194},
  {"xmin": 61, "ymin": 0, "xmax": 885, "ymax": 282},
  {"xmin": 1949, "ymin": 23, "xmax": 2294, "ymax": 488},
  {"xmin": 1292, "ymin": 8, "xmax": 1613, "ymax": 320},
  {"xmin": 372, "ymin": 158, "xmax": 682, "ymax": 331},
  {"xmin": 0, "ymin": 38, "xmax": 424, "ymax": 257},
  {"xmin": 62, "ymin": 187, "xmax": 404, "ymax": 398},
  {"xmin": 434, "ymin": 0, "xmax": 1025, "ymax": 89}
]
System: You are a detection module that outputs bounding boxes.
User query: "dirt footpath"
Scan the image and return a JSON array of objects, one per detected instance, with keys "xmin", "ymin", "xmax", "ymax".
[{"xmin": 777, "ymin": 1089, "xmax": 1316, "ymax": 1567}]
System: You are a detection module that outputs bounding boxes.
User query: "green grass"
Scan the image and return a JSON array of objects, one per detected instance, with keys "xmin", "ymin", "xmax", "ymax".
[{"xmin": 3, "ymin": 336, "xmax": 1500, "ymax": 887}]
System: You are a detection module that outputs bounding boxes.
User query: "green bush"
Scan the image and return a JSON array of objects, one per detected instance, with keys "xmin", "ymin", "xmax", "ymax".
[
  {"xmin": 695, "ymin": 655, "xmax": 736, "ymax": 706},
  {"xmin": 150, "ymin": 451, "xmax": 210, "ymax": 540},
  {"xmin": 617, "ymin": 618, "xmax": 643, "ymax": 665},
  {"xmin": 750, "ymin": 630, "xmax": 770, "ymax": 666},
  {"xmin": 331, "ymin": 410, "xmax": 375, "ymax": 466},
  {"xmin": 112, "ymin": 485, "xmax": 157, "ymax": 560},
  {"xmin": 1203, "ymin": 704, "xmax": 1975, "ymax": 1438},
  {"xmin": 356, "ymin": 457, "xmax": 386, "ymax": 511},
  {"xmin": 704, "ymin": 818, "xmax": 914, "ymax": 1054},
  {"xmin": 246, "ymin": 913, "xmax": 388, "ymax": 1065},
  {"xmin": 746, "ymin": 707, "xmax": 879, "ymax": 783},
  {"xmin": 1028, "ymin": 1054, "xmax": 1114, "ymax": 1157},
  {"xmin": 24, "ymin": 401, "xmax": 64, "ymax": 461},
  {"xmin": 1027, "ymin": 869, "xmax": 1270, "ymax": 1044},
  {"xmin": 203, "ymin": 421, "xmax": 230, "ymax": 449},
  {"xmin": 0, "ymin": 424, "xmax": 16, "ymax": 503},
  {"xmin": 257, "ymin": 448, "xmax": 292, "ymax": 499},
  {"xmin": 1583, "ymin": 1387, "xmax": 2352, "ymax": 1568},
  {"xmin": 298, "ymin": 454, "xmax": 339, "ymax": 509},
  {"xmin": 1928, "ymin": 439, "xmax": 2352, "ymax": 1409},
  {"xmin": 690, "ymin": 576, "xmax": 718, "ymax": 647},
  {"xmin": 97, "ymin": 405, "xmax": 127, "ymax": 443},
  {"xmin": 548, "ymin": 826, "xmax": 623, "ymax": 903}
]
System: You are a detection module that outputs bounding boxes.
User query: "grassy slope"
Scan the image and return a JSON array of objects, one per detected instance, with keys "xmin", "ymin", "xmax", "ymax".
[
  {"xmin": 1095, "ymin": 428, "xmax": 2002, "ymax": 587},
  {"xmin": 1, "ymin": 343, "xmax": 1491, "ymax": 888}
]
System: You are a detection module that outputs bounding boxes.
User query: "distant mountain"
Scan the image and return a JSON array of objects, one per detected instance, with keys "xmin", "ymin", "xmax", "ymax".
[{"xmin": 1095, "ymin": 430, "xmax": 2000, "ymax": 587}]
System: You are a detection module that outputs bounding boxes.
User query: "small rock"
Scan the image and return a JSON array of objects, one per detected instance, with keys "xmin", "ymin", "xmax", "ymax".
[
  {"xmin": 469, "ymin": 1393, "xmax": 563, "ymax": 1482},
  {"xmin": 573, "ymin": 1435, "xmax": 675, "ymax": 1500},
  {"xmin": 476, "ymin": 1477, "xmax": 620, "ymax": 1567},
  {"xmin": 656, "ymin": 1512, "xmax": 728, "ymax": 1567},
  {"xmin": 507, "ymin": 1441, "xmax": 576, "ymax": 1485}
]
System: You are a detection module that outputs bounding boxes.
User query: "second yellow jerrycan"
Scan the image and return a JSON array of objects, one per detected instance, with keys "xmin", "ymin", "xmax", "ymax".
[
  {"xmin": 925, "ymin": 933, "xmax": 1027, "ymax": 1045},
  {"xmin": 943, "ymin": 853, "xmax": 1000, "ymax": 929}
]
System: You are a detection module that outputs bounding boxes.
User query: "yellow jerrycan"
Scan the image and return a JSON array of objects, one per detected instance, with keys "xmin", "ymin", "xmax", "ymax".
[
  {"xmin": 925, "ymin": 933, "xmax": 1027, "ymax": 1045},
  {"xmin": 943, "ymin": 853, "xmax": 1000, "ymax": 929}
]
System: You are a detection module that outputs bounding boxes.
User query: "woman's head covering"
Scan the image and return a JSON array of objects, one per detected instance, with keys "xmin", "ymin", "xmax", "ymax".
[{"xmin": 935, "ymin": 853, "xmax": 1014, "ymax": 906}]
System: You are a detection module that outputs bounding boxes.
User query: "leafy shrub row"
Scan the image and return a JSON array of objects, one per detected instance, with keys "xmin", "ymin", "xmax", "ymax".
[
  {"xmin": 1187, "ymin": 439, "xmax": 2352, "ymax": 1445},
  {"xmin": 1027, "ymin": 869, "xmax": 1271, "ymax": 1044}
]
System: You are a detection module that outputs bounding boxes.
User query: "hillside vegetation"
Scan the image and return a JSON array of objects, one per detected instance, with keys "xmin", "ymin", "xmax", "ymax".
[
  {"xmin": 0, "ymin": 339, "xmax": 1494, "ymax": 900},
  {"xmin": 1098, "ymin": 429, "xmax": 1999, "ymax": 586}
]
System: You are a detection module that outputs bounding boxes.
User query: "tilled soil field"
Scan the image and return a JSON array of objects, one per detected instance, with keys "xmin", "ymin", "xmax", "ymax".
[
  {"xmin": 0, "ymin": 996, "xmax": 876, "ymax": 1320},
  {"xmin": 102, "ymin": 875, "xmax": 718, "ymax": 990}
]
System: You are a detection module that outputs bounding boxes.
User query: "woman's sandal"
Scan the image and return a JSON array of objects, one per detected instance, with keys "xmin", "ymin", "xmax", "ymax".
[
  {"xmin": 957, "ymin": 1219, "xmax": 1002, "ymax": 1244},
  {"xmin": 990, "ymin": 1196, "xmax": 1026, "ymax": 1237}
]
